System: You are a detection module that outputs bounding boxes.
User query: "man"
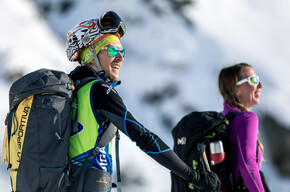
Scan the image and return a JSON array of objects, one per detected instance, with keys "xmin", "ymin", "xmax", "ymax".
[{"xmin": 66, "ymin": 11, "xmax": 220, "ymax": 192}]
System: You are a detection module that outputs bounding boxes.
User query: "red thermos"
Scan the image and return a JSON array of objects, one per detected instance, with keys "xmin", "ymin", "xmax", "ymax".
[{"xmin": 209, "ymin": 140, "xmax": 225, "ymax": 165}]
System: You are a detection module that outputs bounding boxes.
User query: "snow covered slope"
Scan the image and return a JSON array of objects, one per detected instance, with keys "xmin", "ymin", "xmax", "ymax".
[{"xmin": 1, "ymin": 0, "xmax": 289, "ymax": 191}]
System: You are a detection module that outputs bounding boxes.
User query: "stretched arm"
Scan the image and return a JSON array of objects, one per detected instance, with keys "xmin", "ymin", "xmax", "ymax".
[
  {"xmin": 92, "ymin": 81, "xmax": 192, "ymax": 179},
  {"xmin": 91, "ymin": 81, "xmax": 220, "ymax": 191}
]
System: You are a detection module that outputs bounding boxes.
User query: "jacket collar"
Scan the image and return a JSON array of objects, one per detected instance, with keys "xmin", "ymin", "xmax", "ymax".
[
  {"xmin": 221, "ymin": 102, "xmax": 241, "ymax": 115},
  {"xmin": 69, "ymin": 66, "xmax": 121, "ymax": 88}
]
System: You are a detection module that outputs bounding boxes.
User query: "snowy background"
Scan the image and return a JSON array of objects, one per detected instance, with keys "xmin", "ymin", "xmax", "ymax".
[{"xmin": 1, "ymin": 0, "xmax": 290, "ymax": 191}]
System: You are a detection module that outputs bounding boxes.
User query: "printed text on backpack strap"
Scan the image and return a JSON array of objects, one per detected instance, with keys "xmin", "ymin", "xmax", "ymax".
[{"xmin": 6, "ymin": 95, "xmax": 34, "ymax": 192}]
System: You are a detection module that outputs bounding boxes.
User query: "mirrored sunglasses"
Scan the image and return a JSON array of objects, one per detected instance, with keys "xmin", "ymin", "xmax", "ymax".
[
  {"xmin": 101, "ymin": 46, "xmax": 125, "ymax": 57},
  {"xmin": 237, "ymin": 76, "xmax": 259, "ymax": 86}
]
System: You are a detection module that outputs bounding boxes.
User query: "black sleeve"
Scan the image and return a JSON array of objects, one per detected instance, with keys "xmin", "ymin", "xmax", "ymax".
[
  {"xmin": 91, "ymin": 81, "xmax": 193, "ymax": 180},
  {"xmin": 149, "ymin": 150, "xmax": 193, "ymax": 181}
]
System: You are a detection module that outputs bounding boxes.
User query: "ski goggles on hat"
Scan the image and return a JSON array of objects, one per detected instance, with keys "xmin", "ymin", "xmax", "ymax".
[
  {"xmin": 101, "ymin": 46, "xmax": 125, "ymax": 57},
  {"xmin": 237, "ymin": 75, "xmax": 259, "ymax": 86},
  {"xmin": 99, "ymin": 11, "xmax": 126, "ymax": 37}
]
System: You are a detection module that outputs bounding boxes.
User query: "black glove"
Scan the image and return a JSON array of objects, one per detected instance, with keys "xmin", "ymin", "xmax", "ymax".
[
  {"xmin": 202, "ymin": 171, "xmax": 221, "ymax": 192},
  {"xmin": 190, "ymin": 170, "xmax": 221, "ymax": 192}
]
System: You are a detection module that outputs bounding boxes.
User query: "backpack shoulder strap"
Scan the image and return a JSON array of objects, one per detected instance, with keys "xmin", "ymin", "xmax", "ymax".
[
  {"xmin": 73, "ymin": 77, "xmax": 99, "ymax": 92},
  {"xmin": 256, "ymin": 141, "xmax": 259, "ymax": 163},
  {"xmin": 71, "ymin": 123, "xmax": 117, "ymax": 192},
  {"xmin": 225, "ymin": 111, "xmax": 241, "ymax": 122}
]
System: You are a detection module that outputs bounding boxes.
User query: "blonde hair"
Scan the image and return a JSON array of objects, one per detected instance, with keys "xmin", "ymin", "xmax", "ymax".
[{"xmin": 218, "ymin": 63, "xmax": 264, "ymax": 154}]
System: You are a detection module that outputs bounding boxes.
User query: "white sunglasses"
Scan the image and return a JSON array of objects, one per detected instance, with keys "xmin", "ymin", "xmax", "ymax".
[{"xmin": 237, "ymin": 76, "xmax": 259, "ymax": 86}]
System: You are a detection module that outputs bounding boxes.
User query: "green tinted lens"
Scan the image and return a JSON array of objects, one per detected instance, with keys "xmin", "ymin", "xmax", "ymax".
[
  {"xmin": 249, "ymin": 76, "xmax": 259, "ymax": 85},
  {"xmin": 107, "ymin": 46, "xmax": 125, "ymax": 57},
  {"xmin": 108, "ymin": 46, "xmax": 118, "ymax": 57}
]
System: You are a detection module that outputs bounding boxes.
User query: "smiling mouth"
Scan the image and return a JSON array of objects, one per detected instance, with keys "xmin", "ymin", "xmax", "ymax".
[{"xmin": 111, "ymin": 65, "xmax": 120, "ymax": 72}]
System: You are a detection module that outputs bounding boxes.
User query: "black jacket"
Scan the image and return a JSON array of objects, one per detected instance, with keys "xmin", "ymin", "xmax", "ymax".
[{"xmin": 69, "ymin": 66, "xmax": 193, "ymax": 181}]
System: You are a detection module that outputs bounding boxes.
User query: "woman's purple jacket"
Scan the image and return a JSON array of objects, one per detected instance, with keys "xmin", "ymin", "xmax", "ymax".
[{"xmin": 221, "ymin": 102, "xmax": 264, "ymax": 192}]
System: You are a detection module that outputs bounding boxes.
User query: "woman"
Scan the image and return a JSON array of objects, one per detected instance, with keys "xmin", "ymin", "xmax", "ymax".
[{"xmin": 218, "ymin": 63, "xmax": 266, "ymax": 191}]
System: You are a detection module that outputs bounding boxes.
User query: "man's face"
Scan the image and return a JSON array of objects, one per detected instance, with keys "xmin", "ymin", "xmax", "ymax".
[{"xmin": 96, "ymin": 42, "xmax": 124, "ymax": 82}]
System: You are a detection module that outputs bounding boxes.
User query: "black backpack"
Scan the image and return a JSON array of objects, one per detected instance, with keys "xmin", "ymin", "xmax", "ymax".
[
  {"xmin": 2, "ymin": 68, "xmax": 113, "ymax": 192},
  {"xmin": 171, "ymin": 111, "xmax": 239, "ymax": 192}
]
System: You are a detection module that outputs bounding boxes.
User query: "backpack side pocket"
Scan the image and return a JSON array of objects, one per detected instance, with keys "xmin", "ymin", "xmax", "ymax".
[{"xmin": 4, "ymin": 95, "xmax": 34, "ymax": 191}]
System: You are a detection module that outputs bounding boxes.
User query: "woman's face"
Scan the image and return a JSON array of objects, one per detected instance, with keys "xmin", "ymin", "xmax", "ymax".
[{"xmin": 235, "ymin": 66, "xmax": 263, "ymax": 110}]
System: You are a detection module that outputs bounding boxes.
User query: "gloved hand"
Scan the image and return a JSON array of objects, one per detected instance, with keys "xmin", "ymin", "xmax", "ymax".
[
  {"xmin": 190, "ymin": 170, "xmax": 221, "ymax": 192},
  {"xmin": 201, "ymin": 171, "xmax": 221, "ymax": 192}
]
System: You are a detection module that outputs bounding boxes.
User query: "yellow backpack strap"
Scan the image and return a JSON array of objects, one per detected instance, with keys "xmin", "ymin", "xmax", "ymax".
[
  {"xmin": 2, "ymin": 118, "xmax": 9, "ymax": 164},
  {"xmin": 9, "ymin": 95, "xmax": 33, "ymax": 191}
]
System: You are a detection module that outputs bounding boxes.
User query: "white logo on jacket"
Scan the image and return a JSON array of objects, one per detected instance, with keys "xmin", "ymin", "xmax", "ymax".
[
  {"xmin": 101, "ymin": 84, "xmax": 116, "ymax": 95},
  {"xmin": 177, "ymin": 137, "xmax": 187, "ymax": 145}
]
